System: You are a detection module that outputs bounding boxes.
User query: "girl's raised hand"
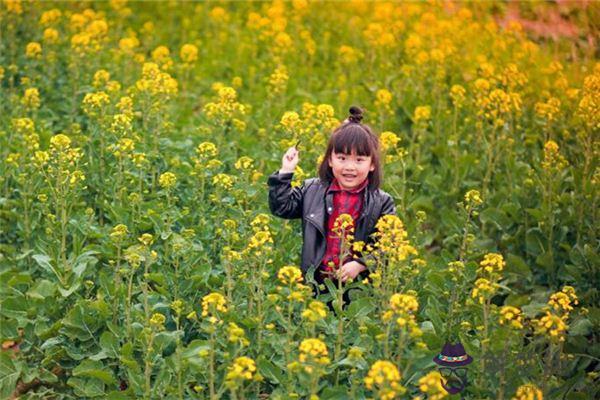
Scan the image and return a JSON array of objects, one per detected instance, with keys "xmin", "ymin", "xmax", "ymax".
[{"xmin": 280, "ymin": 145, "xmax": 299, "ymax": 174}]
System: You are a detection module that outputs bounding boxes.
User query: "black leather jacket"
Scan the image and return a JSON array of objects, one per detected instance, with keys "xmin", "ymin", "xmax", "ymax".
[{"xmin": 267, "ymin": 170, "xmax": 397, "ymax": 275}]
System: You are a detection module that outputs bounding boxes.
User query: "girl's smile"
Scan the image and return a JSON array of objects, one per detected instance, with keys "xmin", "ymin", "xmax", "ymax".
[{"xmin": 328, "ymin": 150, "xmax": 375, "ymax": 190}]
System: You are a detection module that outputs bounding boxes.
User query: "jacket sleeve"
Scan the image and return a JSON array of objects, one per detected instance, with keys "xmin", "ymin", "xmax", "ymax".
[{"xmin": 267, "ymin": 170, "xmax": 307, "ymax": 219}]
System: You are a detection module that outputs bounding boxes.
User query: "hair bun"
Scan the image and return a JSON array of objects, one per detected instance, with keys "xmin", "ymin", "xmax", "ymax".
[{"xmin": 348, "ymin": 105, "xmax": 364, "ymax": 123}]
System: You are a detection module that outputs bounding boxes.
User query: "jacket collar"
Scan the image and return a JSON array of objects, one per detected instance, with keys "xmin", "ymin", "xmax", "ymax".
[{"xmin": 327, "ymin": 177, "xmax": 369, "ymax": 194}]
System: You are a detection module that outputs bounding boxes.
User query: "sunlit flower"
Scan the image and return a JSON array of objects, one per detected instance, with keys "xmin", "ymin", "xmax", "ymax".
[
  {"xmin": 499, "ymin": 306, "xmax": 524, "ymax": 329},
  {"xmin": 512, "ymin": 383, "xmax": 543, "ymax": 400},
  {"xmin": 364, "ymin": 360, "xmax": 405, "ymax": 400},
  {"xmin": 418, "ymin": 370, "xmax": 447, "ymax": 400}
]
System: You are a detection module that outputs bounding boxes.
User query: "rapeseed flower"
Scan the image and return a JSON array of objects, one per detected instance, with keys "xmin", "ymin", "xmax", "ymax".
[
  {"xmin": 512, "ymin": 383, "xmax": 543, "ymax": 400},
  {"xmin": 418, "ymin": 370, "xmax": 447, "ymax": 399},
  {"xmin": 364, "ymin": 360, "xmax": 405, "ymax": 400},
  {"xmin": 499, "ymin": 306, "xmax": 524, "ymax": 330}
]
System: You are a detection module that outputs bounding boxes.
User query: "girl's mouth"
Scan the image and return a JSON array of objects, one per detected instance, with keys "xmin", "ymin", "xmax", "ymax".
[{"xmin": 342, "ymin": 174, "xmax": 356, "ymax": 179}]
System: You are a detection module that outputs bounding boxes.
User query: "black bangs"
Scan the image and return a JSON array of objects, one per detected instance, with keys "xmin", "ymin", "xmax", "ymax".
[{"xmin": 332, "ymin": 124, "xmax": 374, "ymax": 156}]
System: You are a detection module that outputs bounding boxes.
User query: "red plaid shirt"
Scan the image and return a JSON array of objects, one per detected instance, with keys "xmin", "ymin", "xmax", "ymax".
[{"xmin": 321, "ymin": 177, "xmax": 369, "ymax": 272}]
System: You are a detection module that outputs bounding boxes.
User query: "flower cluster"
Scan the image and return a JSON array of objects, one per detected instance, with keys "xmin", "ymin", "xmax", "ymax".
[
  {"xmin": 149, "ymin": 312, "xmax": 166, "ymax": 330},
  {"xmin": 511, "ymin": 383, "xmax": 543, "ymax": 400},
  {"xmin": 534, "ymin": 311, "xmax": 568, "ymax": 343},
  {"xmin": 201, "ymin": 292, "xmax": 228, "ymax": 322},
  {"xmin": 225, "ymin": 356, "xmax": 258, "ymax": 389},
  {"xmin": 203, "ymin": 86, "xmax": 246, "ymax": 126},
  {"xmin": 227, "ymin": 322, "xmax": 249, "ymax": 347},
  {"xmin": 301, "ymin": 300, "xmax": 328, "ymax": 323},
  {"xmin": 471, "ymin": 278, "xmax": 497, "ymax": 305},
  {"xmin": 418, "ymin": 370, "xmax": 447, "ymax": 400},
  {"xmin": 371, "ymin": 215, "xmax": 417, "ymax": 263},
  {"xmin": 158, "ymin": 171, "xmax": 177, "ymax": 189},
  {"xmin": 298, "ymin": 338, "xmax": 330, "ymax": 372},
  {"xmin": 478, "ymin": 253, "xmax": 505, "ymax": 276},
  {"xmin": 541, "ymin": 140, "xmax": 568, "ymax": 172},
  {"xmin": 364, "ymin": 360, "xmax": 405, "ymax": 400},
  {"xmin": 499, "ymin": 306, "xmax": 524, "ymax": 330},
  {"xmin": 547, "ymin": 286, "xmax": 579, "ymax": 316}
]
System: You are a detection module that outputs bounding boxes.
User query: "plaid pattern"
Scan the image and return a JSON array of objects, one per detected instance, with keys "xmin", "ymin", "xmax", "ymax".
[{"xmin": 321, "ymin": 177, "xmax": 369, "ymax": 272}]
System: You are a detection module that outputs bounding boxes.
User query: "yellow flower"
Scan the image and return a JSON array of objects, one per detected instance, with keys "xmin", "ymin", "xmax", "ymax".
[
  {"xmin": 149, "ymin": 313, "xmax": 166, "ymax": 330},
  {"xmin": 22, "ymin": 88, "xmax": 41, "ymax": 109},
  {"xmin": 413, "ymin": 106, "xmax": 431, "ymax": 125},
  {"xmin": 541, "ymin": 140, "xmax": 568, "ymax": 171},
  {"xmin": 50, "ymin": 134, "xmax": 72, "ymax": 151},
  {"xmin": 158, "ymin": 172, "xmax": 177, "ymax": 189},
  {"xmin": 180, "ymin": 43, "xmax": 198, "ymax": 64},
  {"xmin": 372, "ymin": 215, "xmax": 417, "ymax": 262},
  {"xmin": 376, "ymin": 89, "xmax": 392, "ymax": 105},
  {"xmin": 471, "ymin": 278, "xmax": 496, "ymax": 304},
  {"xmin": 450, "ymin": 84, "xmax": 466, "ymax": 108},
  {"xmin": 464, "ymin": 189, "xmax": 483, "ymax": 209},
  {"xmin": 338, "ymin": 45, "xmax": 361, "ymax": 64},
  {"xmin": 196, "ymin": 142, "xmax": 218, "ymax": 158},
  {"xmin": 209, "ymin": 6, "xmax": 230, "ymax": 23},
  {"xmin": 535, "ymin": 97, "xmax": 561, "ymax": 123},
  {"xmin": 201, "ymin": 292, "xmax": 227, "ymax": 318},
  {"xmin": 225, "ymin": 357, "xmax": 256, "ymax": 389},
  {"xmin": 548, "ymin": 286, "xmax": 578, "ymax": 316},
  {"xmin": 136, "ymin": 233, "xmax": 153, "ymax": 247},
  {"xmin": 332, "ymin": 213, "xmax": 355, "ymax": 238},
  {"xmin": 26, "ymin": 42, "xmax": 42, "ymax": 58},
  {"xmin": 534, "ymin": 311, "xmax": 567, "ymax": 343},
  {"xmin": 478, "ymin": 253, "xmax": 505, "ymax": 276},
  {"xmin": 40, "ymin": 8, "xmax": 62, "ymax": 25},
  {"xmin": 302, "ymin": 301, "xmax": 328, "ymax": 323},
  {"xmin": 299, "ymin": 338, "xmax": 330, "ymax": 367},
  {"xmin": 227, "ymin": 322, "xmax": 249, "ymax": 347},
  {"xmin": 499, "ymin": 306, "xmax": 524, "ymax": 329},
  {"xmin": 152, "ymin": 45, "xmax": 173, "ymax": 70},
  {"xmin": 380, "ymin": 131, "xmax": 400, "ymax": 152},
  {"xmin": 389, "ymin": 293, "xmax": 419, "ymax": 315},
  {"xmin": 119, "ymin": 36, "xmax": 140, "ymax": 54},
  {"xmin": 280, "ymin": 111, "xmax": 301, "ymax": 133},
  {"xmin": 512, "ymin": 383, "xmax": 543, "ymax": 400},
  {"xmin": 268, "ymin": 65, "xmax": 289, "ymax": 97},
  {"xmin": 364, "ymin": 360, "xmax": 405, "ymax": 400},
  {"xmin": 212, "ymin": 173, "xmax": 234, "ymax": 190},
  {"xmin": 234, "ymin": 156, "xmax": 254, "ymax": 171},
  {"xmin": 277, "ymin": 266, "xmax": 303, "ymax": 286},
  {"xmin": 42, "ymin": 28, "xmax": 59, "ymax": 44},
  {"xmin": 418, "ymin": 370, "xmax": 447, "ymax": 400},
  {"xmin": 82, "ymin": 91, "xmax": 110, "ymax": 117}
]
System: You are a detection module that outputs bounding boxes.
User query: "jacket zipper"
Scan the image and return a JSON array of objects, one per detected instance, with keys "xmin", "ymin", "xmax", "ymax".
[{"xmin": 306, "ymin": 217, "xmax": 327, "ymax": 267}]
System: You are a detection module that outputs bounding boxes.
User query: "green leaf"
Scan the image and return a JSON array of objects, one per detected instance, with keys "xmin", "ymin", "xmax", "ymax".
[
  {"xmin": 346, "ymin": 297, "xmax": 375, "ymax": 319},
  {"xmin": 320, "ymin": 386, "xmax": 349, "ymax": 399},
  {"xmin": 26, "ymin": 280, "xmax": 56, "ymax": 300},
  {"xmin": 257, "ymin": 357, "xmax": 284, "ymax": 385},
  {"xmin": 525, "ymin": 228, "xmax": 546, "ymax": 256},
  {"xmin": 72, "ymin": 359, "xmax": 116, "ymax": 385},
  {"xmin": 569, "ymin": 318, "xmax": 592, "ymax": 336},
  {"xmin": 32, "ymin": 254, "xmax": 62, "ymax": 282},
  {"xmin": 0, "ymin": 352, "xmax": 22, "ymax": 400},
  {"xmin": 67, "ymin": 376, "xmax": 105, "ymax": 397},
  {"xmin": 505, "ymin": 254, "xmax": 531, "ymax": 278},
  {"xmin": 479, "ymin": 207, "xmax": 511, "ymax": 230}
]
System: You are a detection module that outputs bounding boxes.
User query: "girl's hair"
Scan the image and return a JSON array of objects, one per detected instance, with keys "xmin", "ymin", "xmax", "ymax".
[{"xmin": 318, "ymin": 106, "xmax": 382, "ymax": 190}]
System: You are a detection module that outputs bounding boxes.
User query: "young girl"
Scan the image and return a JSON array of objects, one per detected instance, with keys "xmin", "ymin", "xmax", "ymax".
[{"xmin": 268, "ymin": 106, "xmax": 396, "ymax": 299}]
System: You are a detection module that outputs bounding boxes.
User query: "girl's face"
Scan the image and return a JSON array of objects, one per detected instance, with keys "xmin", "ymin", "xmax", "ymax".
[{"xmin": 328, "ymin": 150, "xmax": 375, "ymax": 190}]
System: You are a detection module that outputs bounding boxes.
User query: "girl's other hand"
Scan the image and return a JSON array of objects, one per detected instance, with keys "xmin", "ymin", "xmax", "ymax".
[
  {"xmin": 337, "ymin": 261, "xmax": 366, "ymax": 283},
  {"xmin": 280, "ymin": 146, "xmax": 299, "ymax": 174}
]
